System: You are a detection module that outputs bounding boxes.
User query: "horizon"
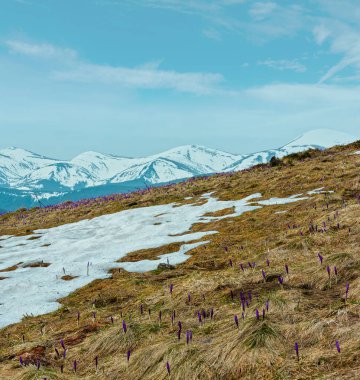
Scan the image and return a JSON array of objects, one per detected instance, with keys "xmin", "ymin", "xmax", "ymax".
[
  {"xmin": 1, "ymin": 128, "xmax": 358, "ymax": 160},
  {"xmin": 1, "ymin": 1, "xmax": 360, "ymax": 158}
]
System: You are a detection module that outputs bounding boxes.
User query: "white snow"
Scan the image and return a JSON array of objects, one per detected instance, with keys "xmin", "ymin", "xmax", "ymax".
[
  {"xmin": 0, "ymin": 191, "xmax": 310, "ymax": 328},
  {"xmin": 284, "ymin": 129, "xmax": 357, "ymax": 149},
  {"xmin": 307, "ymin": 188, "xmax": 334, "ymax": 195},
  {"xmin": 255, "ymin": 194, "xmax": 308, "ymax": 206}
]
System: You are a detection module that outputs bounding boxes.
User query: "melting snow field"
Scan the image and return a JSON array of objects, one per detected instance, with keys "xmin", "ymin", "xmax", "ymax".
[{"xmin": 0, "ymin": 192, "xmax": 310, "ymax": 328}]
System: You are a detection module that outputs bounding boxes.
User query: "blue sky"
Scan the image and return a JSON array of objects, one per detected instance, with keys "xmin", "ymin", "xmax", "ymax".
[{"xmin": 1, "ymin": 0, "xmax": 360, "ymax": 158}]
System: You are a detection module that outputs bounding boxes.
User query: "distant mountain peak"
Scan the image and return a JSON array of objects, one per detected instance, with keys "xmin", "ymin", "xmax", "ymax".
[{"xmin": 284, "ymin": 129, "xmax": 356, "ymax": 149}]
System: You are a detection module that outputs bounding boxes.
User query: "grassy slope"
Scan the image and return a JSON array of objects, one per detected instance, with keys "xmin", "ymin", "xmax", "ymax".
[{"xmin": 0, "ymin": 143, "xmax": 359, "ymax": 380}]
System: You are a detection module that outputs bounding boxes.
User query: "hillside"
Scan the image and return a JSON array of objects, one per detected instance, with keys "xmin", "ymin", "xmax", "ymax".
[{"xmin": 0, "ymin": 141, "xmax": 359, "ymax": 379}]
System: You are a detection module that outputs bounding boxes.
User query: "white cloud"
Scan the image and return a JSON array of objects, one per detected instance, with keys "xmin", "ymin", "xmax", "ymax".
[
  {"xmin": 247, "ymin": 83, "xmax": 360, "ymax": 106},
  {"xmin": 5, "ymin": 40, "xmax": 77, "ymax": 60},
  {"xmin": 258, "ymin": 59, "xmax": 307, "ymax": 73},
  {"xmin": 4, "ymin": 40, "xmax": 224, "ymax": 95},
  {"xmin": 202, "ymin": 28, "xmax": 222, "ymax": 41},
  {"xmin": 313, "ymin": 24, "xmax": 331, "ymax": 45},
  {"xmin": 52, "ymin": 63, "xmax": 224, "ymax": 95},
  {"xmin": 317, "ymin": 27, "xmax": 360, "ymax": 83},
  {"xmin": 249, "ymin": 2, "xmax": 277, "ymax": 20}
]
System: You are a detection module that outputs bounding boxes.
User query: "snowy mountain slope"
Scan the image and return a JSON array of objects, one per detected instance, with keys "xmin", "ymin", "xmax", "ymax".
[
  {"xmin": 0, "ymin": 129, "xmax": 357, "ymax": 211},
  {"xmin": 16, "ymin": 162, "xmax": 98, "ymax": 191},
  {"xmin": 284, "ymin": 129, "xmax": 356, "ymax": 149},
  {"xmin": 71, "ymin": 151, "xmax": 133, "ymax": 181},
  {"xmin": 225, "ymin": 129, "xmax": 357, "ymax": 172},
  {"xmin": 109, "ymin": 158, "xmax": 198, "ymax": 184},
  {"xmin": 0, "ymin": 147, "xmax": 57, "ymax": 186}
]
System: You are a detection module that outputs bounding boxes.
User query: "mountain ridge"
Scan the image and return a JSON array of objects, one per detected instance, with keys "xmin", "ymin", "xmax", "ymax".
[{"xmin": 0, "ymin": 129, "xmax": 357, "ymax": 211}]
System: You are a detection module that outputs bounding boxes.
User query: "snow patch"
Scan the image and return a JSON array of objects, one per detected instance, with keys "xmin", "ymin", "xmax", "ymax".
[{"xmin": 0, "ymin": 191, "xmax": 317, "ymax": 328}]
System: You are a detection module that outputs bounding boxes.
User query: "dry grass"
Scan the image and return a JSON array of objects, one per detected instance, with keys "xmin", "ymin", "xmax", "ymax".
[{"xmin": 0, "ymin": 142, "xmax": 359, "ymax": 379}]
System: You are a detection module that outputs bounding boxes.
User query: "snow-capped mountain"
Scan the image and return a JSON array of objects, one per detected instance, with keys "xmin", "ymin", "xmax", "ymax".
[
  {"xmin": 225, "ymin": 129, "xmax": 357, "ymax": 172},
  {"xmin": 0, "ymin": 147, "xmax": 57, "ymax": 186},
  {"xmin": 0, "ymin": 129, "xmax": 357, "ymax": 211}
]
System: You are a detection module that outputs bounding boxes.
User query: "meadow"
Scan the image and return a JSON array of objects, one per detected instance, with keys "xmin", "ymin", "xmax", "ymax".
[{"xmin": 0, "ymin": 142, "xmax": 359, "ymax": 379}]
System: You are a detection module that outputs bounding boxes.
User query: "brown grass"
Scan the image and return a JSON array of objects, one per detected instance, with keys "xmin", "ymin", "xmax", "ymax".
[{"xmin": 0, "ymin": 142, "xmax": 359, "ymax": 379}]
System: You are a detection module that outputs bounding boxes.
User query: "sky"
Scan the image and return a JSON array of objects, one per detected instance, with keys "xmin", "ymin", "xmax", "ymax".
[{"xmin": 1, "ymin": 0, "xmax": 360, "ymax": 159}]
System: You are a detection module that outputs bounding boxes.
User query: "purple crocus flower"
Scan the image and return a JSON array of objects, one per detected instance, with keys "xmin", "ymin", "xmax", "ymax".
[
  {"xmin": 201, "ymin": 309, "xmax": 206, "ymax": 320},
  {"xmin": 335, "ymin": 340, "xmax": 340, "ymax": 353},
  {"xmin": 265, "ymin": 300, "xmax": 269, "ymax": 311},
  {"xmin": 197, "ymin": 311, "xmax": 202, "ymax": 323},
  {"xmin": 266, "ymin": 259, "xmax": 270, "ymax": 267},
  {"xmin": 262, "ymin": 269, "xmax": 266, "ymax": 280},
  {"xmin": 318, "ymin": 253, "xmax": 323, "ymax": 264},
  {"xmin": 122, "ymin": 320, "xmax": 127, "ymax": 334},
  {"xmin": 262, "ymin": 309, "xmax": 265, "ymax": 319},
  {"xmin": 19, "ymin": 356, "xmax": 23, "ymax": 366},
  {"xmin": 178, "ymin": 321, "xmax": 182, "ymax": 332},
  {"xmin": 127, "ymin": 350, "xmax": 131, "ymax": 362},
  {"xmin": 210, "ymin": 308, "xmax": 214, "ymax": 320},
  {"xmin": 177, "ymin": 329, "xmax": 181, "ymax": 340},
  {"xmin": 345, "ymin": 283, "xmax": 350, "ymax": 302},
  {"xmin": 255, "ymin": 309, "xmax": 259, "ymax": 320},
  {"xmin": 187, "ymin": 292, "xmax": 191, "ymax": 303},
  {"xmin": 73, "ymin": 360, "xmax": 77, "ymax": 373},
  {"xmin": 295, "ymin": 342, "xmax": 299, "ymax": 361},
  {"xmin": 55, "ymin": 348, "xmax": 60, "ymax": 357},
  {"xmin": 166, "ymin": 362, "xmax": 171, "ymax": 376},
  {"xmin": 36, "ymin": 359, "xmax": 40, "ymax": 370},
  {"xmin": 326, "ymin": 265, "xmax": 331, "ymax": 278},
  {"xmin": 60, "ymin": 364, "xmax": 64, "ymax": 373},
  {"xmin": 278, "ymin": 276, "xmax": 284, "ymax": 285},
  {"xmin": 248, "ymin": 291, "xmax": 252, "ymax": 301},
  {"xmin": 234, "ymin": 314, "xmax": 239, "ymax": 328},
  {"xmin": 170, "ymin": 284, "xmax": 174, "ymax": 295},
  {"xmin": 63, "ymin": 349, "xmax": 67, "ymax": 359},
  {"xmin": 334, "ymin": 266, "xmax": 338, "ymax": 276},
  {"xmin": 241, "ymin": 311, "xmax": 245, "ymax": 320},
  {"xmin": 60, "ymin": 339, "xmax": 65, "ymax": 350},
  {"xmin": 240, "ymin": 263, "xmax": 244, "ymax": 272}
]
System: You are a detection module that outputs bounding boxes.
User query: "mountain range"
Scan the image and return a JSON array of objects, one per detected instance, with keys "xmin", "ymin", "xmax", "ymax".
[{"xmin": 0, "ymin": 129, "xmax": 357, "ymax": 212}]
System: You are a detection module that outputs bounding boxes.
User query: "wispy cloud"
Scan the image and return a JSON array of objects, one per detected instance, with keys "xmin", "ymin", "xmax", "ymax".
[
  {"xmin": 102, "ymin": 0, "xmax": 307, "ymax": 44},
  {"xmin": 247, "ymin": 83, "xmax": 360, "ymax": 106},
  {"xmin": 314, "ymin": 25, "xmax": 360, "ymax": 83},
  {"xmin": 52, "ymin": 63, "xmax": 224, "ymax": 95},
  {"xmin": 312, "ymin": 1, "xmax": 360, "ymax": 83},
  {"xmin": 202, "ymin": 28, "xmax": 222, "ymax": 41},
  {"xmin": 249, "ymin": 2, "xmax": 277, "ymax": 20},
  {"xmin": 5, "ymin": 40, "xmax": 78, "ymax": 60},
  {"xmin": 258, "ymin": 59, "xmax": 307, "ymax": 73},
  {"xmin": 4, "ymin": 39, "xmax": 224, "ymax": 95}
]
